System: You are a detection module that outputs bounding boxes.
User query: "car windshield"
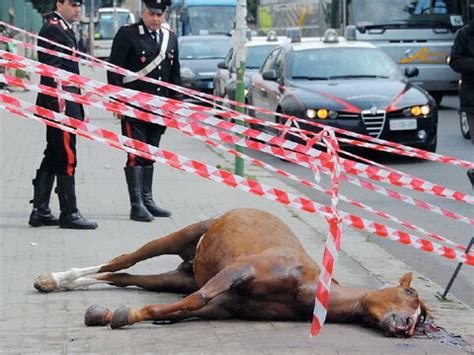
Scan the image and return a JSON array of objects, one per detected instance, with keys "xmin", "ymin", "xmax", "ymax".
[
  {"xmin": 246, "ymin": 44, "xmax": 279, "ymax": 69},
  {"xmin": 179, "ymin": 38, "xmax": 231, "ymax": 60},
  {"xmin": 290, "ymin": 47, "xmax": 401, "ymax": 80},
  {"xmin": 347, "ymin": 0, "xmax": 465, "ymax": 28},
  {"xmin": 187, "ymin": 6, "xmax": 236, "ymax": 35},
  {"xmin": 97, "ymin": 12, "xmax": 131, "ymax": 39}
]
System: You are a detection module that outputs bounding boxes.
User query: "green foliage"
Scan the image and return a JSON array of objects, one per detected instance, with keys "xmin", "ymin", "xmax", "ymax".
[{"xmin": 15, "ymin": 69, "xmax": 29, "ymax": 79}]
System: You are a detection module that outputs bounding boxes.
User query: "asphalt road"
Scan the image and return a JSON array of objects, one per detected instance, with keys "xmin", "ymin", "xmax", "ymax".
[{"xmin": 245, "ymin": 94, "xmax": 474, "ymax": 307}]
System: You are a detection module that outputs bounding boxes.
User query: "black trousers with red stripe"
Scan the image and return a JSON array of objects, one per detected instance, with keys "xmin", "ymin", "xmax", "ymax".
[
  {"xmin": 121, "ymin": 117, "xmax": 166, "ymax": 166},
  {"xmin": 38, "ymin": 96, "xmax": 83, "ymax": 176}
]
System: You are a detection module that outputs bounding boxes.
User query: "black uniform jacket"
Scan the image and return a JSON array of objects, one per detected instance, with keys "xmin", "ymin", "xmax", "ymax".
[
  {"xmin": 450, "ymin": 22, "xmax": 474, "ymax": 111},
  {"xmin": 36, "ymin": 12, "xmax": 83, "ymax": 119},
  {"xmin": 107, "ymin": 20, "xmax": 182, "ymax": 100}
]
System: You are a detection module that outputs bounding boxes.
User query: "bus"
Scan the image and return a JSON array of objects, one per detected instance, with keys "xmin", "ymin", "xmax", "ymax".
[
  {"xmin": 93, "ymin": 7, "xmax": 136, "ymax": 59},
  {"xmin": 257, "ymin": 0, "xmax": 474, "ymax": 104},
  {"xmin": 167, "ymin": 0, "xmax": 237, "ymax": 36}
]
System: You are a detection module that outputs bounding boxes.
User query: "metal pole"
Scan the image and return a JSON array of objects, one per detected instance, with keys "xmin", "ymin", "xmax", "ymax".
[
  {"xmin": 438, "ymin": 237, "xmax": 473, "ymax": 300},
  {"xmin": 233, "ymin": 0, "xmax": 247, "ymax": 177},
  {"xmin": 137, "ymin": 0, "xmax": 142, "ymax": 18},
  {"xmin": 113, "ymin": 0, "xmax": 118, "ymax": 35},
  {"xmin": 89, "ymin": 0, "xmax": 95, "ymax": 57}
]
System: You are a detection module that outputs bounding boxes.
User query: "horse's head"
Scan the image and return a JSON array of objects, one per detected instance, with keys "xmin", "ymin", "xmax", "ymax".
[{"xmin": 360, "ymin": 272, "xmax": 429, "ymax": 337}]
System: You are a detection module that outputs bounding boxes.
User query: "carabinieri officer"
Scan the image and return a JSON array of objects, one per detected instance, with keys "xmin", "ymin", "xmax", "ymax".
[
  {"xmin": 107, "ymin": 0, "xmax": 182, "ymax": 222},
  {"xmin": 29, "ymin": 0, "xmax": 97, "ymax": 230}
]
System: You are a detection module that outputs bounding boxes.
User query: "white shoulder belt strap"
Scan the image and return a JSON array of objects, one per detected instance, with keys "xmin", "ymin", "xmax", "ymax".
[{"xmin": 123, "ymin": 28, "xmax": 170, "ymax": 84}]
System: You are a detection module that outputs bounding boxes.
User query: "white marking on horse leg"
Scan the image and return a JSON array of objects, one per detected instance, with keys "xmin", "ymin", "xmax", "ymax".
[
  {"xmin": 34, "ymin": 265, "xmax": 107, "ymax": 292},
  {"xmin": 61, "ymin": 273, "xmax": 111, "ymax": 290},
  {"xmin": 51, "ymin": 265, "xmax": 106, "ymax": 286}
]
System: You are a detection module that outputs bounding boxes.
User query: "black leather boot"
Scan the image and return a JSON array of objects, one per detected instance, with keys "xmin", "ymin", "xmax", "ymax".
[
  {"xmin": 124, "ymin": 167, "xmax": 154, "ymax": 222},
  {"xmin": 56, "ymin": 175, "xmax": 98, "ymax": 230},
  {"xmin": 28, "ymin": 169, "xmax": 59, "ymax": 227},
  {"xmin": 142, "ymin": 166, "xmax": 171, "ymax": 217},
  {"xmin": 468, "ymin": 169, "xmax": 474, "ymax": 189}
]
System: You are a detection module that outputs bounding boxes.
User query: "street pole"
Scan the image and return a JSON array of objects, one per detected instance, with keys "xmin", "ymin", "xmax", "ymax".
[
  {"xmin": 137, "ymin": 0, "xmax": 142, "ymax": 18},
  {"xmin": 89, "ymin": 0, "xmax": 95, "ymax": 58},
  {"xmin": 113, "ymin": 0, "xmax": 118, "ymax": 35},
  {"xmin": 233, "ymin": 0, "xmax": 247, "ymax": 177},
  {"xmin": 437, "ymin": 237, "xmax": 474, "ymax": 300}
]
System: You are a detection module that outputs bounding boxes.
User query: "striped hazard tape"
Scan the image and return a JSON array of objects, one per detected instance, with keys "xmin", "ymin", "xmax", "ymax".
[
  {"xmin": 1, "ymin": 50, "xmax": 473, "ymax": 206},
  {"xmin": 1, "ymin": 93, "xmax": 472, "ymax": 267}
]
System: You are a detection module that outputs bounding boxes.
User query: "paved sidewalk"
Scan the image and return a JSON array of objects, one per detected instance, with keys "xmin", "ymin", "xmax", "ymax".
[{"xmin": 1, "ymin": 68, "xmax": 472, "ymax": 354}]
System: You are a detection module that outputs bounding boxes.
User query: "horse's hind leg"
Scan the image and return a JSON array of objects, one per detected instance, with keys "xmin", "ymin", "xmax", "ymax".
[
  {"xmin": 34, "ymin": 219, "xmax": 214, "ymax": 292},
  {"xmin": 107, "ymin": 262, "xmax": 256, "ymax": 329}
]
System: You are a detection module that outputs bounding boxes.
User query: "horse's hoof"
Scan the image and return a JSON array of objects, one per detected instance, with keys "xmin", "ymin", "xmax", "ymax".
[
  {"xmin": 33, "ymin": 274, "xmax": 58, "ymax": 292},
  {"xmin": 84, "ymin": 305, "xmax": 112, "ymax": 326},
  {"xmin": 110, "ymin": 306, "xmax": 131, "ymax": 329}
]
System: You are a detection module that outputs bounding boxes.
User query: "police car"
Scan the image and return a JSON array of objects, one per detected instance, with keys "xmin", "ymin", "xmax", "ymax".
[
  {"xmin": 179, "ymin": 35, "xmax": 231, "ymax": 96},
  {"xmin": 213, "ymin": 31, "xmax": 289, "ymax": 103},
  {"xmin": 247, "ymin": 29, "xmax": 438, "ymax": 152}
]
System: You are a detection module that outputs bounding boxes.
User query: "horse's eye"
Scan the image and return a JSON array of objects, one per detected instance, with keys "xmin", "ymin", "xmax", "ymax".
[{"xmin": 404, "ymin": 288, "xmax": 416, "ymax": 296}]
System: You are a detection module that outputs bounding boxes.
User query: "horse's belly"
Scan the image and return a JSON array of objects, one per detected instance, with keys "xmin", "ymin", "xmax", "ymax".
[
  {"xmin": 193, "ymin": 209, "xmax": 304, "ymax": 287},
  {"xmin": 227, "ymin": 295, "xmax": 310, "ymax": 321}
]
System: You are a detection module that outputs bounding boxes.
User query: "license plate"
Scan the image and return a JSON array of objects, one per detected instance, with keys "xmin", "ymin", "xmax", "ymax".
[{"xmin": 389, "ymin": 119, "xmax": 417, "ymax": 131}]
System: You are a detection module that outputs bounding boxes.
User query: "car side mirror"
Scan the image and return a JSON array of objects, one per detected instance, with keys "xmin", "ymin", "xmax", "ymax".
[
  {"xmin": 217, "ymin": 61, "xmax": 228, "ymax": 69},
  {"xmin": 404, "ymin": 66, "xmax": 419, "ymax": 78},
  {"xmin": 262, "ymin": 69, "xmax": 278, "ymax": 81}
]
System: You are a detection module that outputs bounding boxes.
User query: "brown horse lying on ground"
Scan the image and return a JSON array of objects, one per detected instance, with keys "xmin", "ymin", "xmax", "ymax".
[{"xmin": 34, "ymin": 208, "xmax": 428, "ymax": 337}]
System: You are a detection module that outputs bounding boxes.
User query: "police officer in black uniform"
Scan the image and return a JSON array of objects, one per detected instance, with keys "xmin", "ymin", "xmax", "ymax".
[
  {"xmin": 29, "ymin": 0, "xmax": 97, "ymax": 230},
  {"xmin": 108, "ymin": 0, "xmax": 181, "ymax": 222}
]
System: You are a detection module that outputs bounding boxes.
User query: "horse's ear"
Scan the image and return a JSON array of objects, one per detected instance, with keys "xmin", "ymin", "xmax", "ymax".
[{"xmin": 399, "ymin": 272, "xmax": 413, "ymax": 287}]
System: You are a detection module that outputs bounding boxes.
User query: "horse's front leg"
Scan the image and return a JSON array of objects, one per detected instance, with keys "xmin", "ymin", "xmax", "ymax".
[{"xmin": 107, "ymin": 263, "xmax": 256, "ymax": 329}]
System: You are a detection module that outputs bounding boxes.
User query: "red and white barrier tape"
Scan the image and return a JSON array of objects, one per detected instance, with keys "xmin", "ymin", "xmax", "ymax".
[
  {"xmin": 1, "ymin": 71, "xmax": 469, "ymax": 252},
  {"xmin": 1, "ymin": 25, "xmax": 473, "ymax": 169},
  {"xmin": 1, "ymin": 51, "xmax": 472, "ymax": 207},
  {"xmin": 310, "ymin": 130, "xmax": 342, "ymax": 336},
  {"xmin": 3, "ymin": 27, "xmax": 458, "ymax": 176},
  {"xmin": 2, "ymin": 56, "xmax": 473, "ymax": 224},
  {"xmin": 1, "ymin": 93, "xmax": 472, "ymax": 266},
  {"xmin": 2, "ymin": 72, "xmax": 472, "ymax": 232}
]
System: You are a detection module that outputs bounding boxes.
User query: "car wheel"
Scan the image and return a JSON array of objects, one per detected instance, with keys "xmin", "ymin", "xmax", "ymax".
[
  {"xmin": 246, "ymin": 100, "xmax": 257, "ymax": 128},
  {"xmin": 430, "ymin": 92, "xmax": 443, "ymax": 106},
  {"xmin": 460, "ymin": 112, "xmax": 471, "ymax": 140},
  {"xmin": 246, "ymin": 100, "xmax": 255, "ymax": 119}
]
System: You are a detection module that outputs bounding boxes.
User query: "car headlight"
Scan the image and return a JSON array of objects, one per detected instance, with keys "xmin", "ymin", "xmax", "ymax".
[
  {"xmin": 305, "ymin": 108, "xmax": 338, "ymax": 119},
  {"xmin": 404, "ymin": 105, "xmax": 431, "ymax": 117},
  {"xmin": 420, "ymin": 105, "xmax": 430, "ymax": 115},
  {"xmin": 180, "ymin": 67, "xmax": 195, "ymax": 80},
  {"xmin": 306, "ymin": 109, "xmax": 317, "ymax": 119},
  {"xmin": 317, "ymin": 109, "xmax": 329, "ymax": 119}
]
